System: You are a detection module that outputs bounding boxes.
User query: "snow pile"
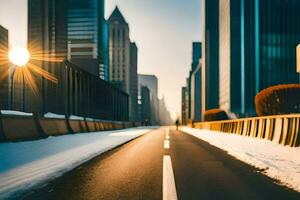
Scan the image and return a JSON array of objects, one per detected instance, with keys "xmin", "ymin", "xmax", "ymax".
[
  {"xmin": 182, "ymin": 127, "xmax": 300, "ymax": 192},
  {"xmin": 1, "ymin": 110, "xmax": 33, "ymax": 116},
  {"xmin": 44, "ymin": 112, "xmax": 66, "ymax": 119},
  {"xmin": 0, "ymin": 127, "xmax": 155, "ymax": 198},
  {"xmin": 69, "ymin": 115, "xmax": 85, "ymax": 120}
]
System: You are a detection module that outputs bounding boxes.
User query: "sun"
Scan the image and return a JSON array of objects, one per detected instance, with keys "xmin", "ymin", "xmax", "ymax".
[{"xmin": 8, "ymin": 47, "xmax": 30, "ymax": 67}]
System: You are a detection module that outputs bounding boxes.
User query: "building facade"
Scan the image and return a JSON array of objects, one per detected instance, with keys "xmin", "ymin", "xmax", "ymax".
[
  {"xmin": 28, "ymin": 0, "xmax": 68, "ymax": 60},
  {"xmin": 181, "ymin": 87, "xmax": 187, "ymax": 125},
  {"xmin": 27, "ymin": 0, "xmax": 68, "ymax": 113},
  {"xmin": 189, "ymin": 42, "xmax": 202, "ymax": 121},
  {"xmin": 108, "ymin": 7, "xmax": 131, "ymax": 94},
  {"xmin": 67, "ymin": 0, "xmax": 108, "ymax": 80},
  {"xmin": 129, "ymin": 42, "xmax": 138, "ymax": 121},
  {"xmin": 0, "ymin": 25, "xmax": 9, "ymax": 110},
  {"xmin": 219, "ymin": 0, "xmax": 300, "ymax": 117},
  {"xmin": 140, "ymin": 86, "xmax": 151, "ymax": 125},
  {"xmin": 190, "ymin": 61, "xmax": 202, "ymax": 122},
  {"xmin": 202, "ymin": 0, "xmax": 220, "ymax": 118}
]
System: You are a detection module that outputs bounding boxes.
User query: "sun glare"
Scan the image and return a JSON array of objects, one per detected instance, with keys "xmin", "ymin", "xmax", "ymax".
[{"xmin": 9, "ymin": 47, "xmax": 30, "ymax": 67}]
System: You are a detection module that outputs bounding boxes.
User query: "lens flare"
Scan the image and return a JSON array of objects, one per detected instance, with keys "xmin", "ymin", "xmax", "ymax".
[{"xmin": 8, "ymin": 47, "xmax": 30, "ymax": 67}]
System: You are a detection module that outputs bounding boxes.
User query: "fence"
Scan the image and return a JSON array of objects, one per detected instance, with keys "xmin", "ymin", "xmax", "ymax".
[
  {"xmin": 189, "ymin": 114, "xmax": 300, "ymax": 147},
  {"xmin": 10, "ymin": 60, "xmax": 129, "ymax": 121}
]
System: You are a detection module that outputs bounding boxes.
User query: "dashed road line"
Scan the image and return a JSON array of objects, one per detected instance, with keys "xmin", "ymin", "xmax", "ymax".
[{"xmin": 163, "ymin": 155, "xmax": 178, "ymax": 200}]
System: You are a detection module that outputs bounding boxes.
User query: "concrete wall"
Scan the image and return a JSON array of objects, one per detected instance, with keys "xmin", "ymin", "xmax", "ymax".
[
  {"xmin": 0, "ymin": 114, "xmax": 140, "ymax": 142},
  {"xmin": 190, "ymin": 114, "xmax": 300, "ymax": 147}
]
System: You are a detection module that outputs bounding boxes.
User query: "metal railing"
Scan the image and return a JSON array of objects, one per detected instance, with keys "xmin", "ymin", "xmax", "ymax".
[{"xmin": 189, "ymin": 114, "xmax": 300, "ymax": 147}]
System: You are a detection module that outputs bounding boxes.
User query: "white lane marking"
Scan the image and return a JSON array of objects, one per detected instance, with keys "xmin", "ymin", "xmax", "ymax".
[
  {"xmin": 163, "ymin": 155, "xmax": 178, "ymax": 200},
  {"xmin": 166, "ymin": 127, "xmax": 170, "ymax": 140},
  {"xmin": 164, "ymin": 140, "xmax": 170, "ymax": 149}
]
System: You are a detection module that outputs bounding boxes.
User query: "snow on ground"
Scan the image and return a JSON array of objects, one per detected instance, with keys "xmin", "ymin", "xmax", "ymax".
[
  {"xmin": 0, "ymin": 127, "xmax": 155, "ymax": 198},
  {"xmin": 182, "ymin": 127, "xmax": 300, "ymax": 192}
]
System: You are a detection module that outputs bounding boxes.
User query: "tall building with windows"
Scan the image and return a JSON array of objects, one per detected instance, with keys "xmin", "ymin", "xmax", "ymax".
[
  {"xmin": 0, "ymin": 25, "xmax": 9, "ymax": 110},
  {"xmin": 219, "ymin": 0, "xmax": 300, "ymax": 117},
  {"xmin": 188, "ymin": 42, "xmax": 202, "ymax": 121},
  {"xmin": 129, "ymin": 42, "xmax": 138, "ymax": 121},
  {"xmin": 190, "ymin": 61, "xmax": 202, "ymax": 122},
  {"xmin": 140, "ymin": 86, "xmax": 151, "ymax": 125},
  {"xmin": 28, "ymin": 0, "xmax": 68, "ymax": 60},
  {"xmin": 27, "ymin": 0, "xmax": 68, "ymax": 113},
  {"xmin": 108, "ymin": 7, "xmax": 130, "ymax": 93},
  {"xmin": 181, "ymin": 87, "xmax": 187, "ymax": 125},
  {"xmin": 67, "ymin": 0, "xmax": 108, "ymax": 80},
  {"xmin": 202, "ymin": 0, "xmax": 220, "ymax": 118}
]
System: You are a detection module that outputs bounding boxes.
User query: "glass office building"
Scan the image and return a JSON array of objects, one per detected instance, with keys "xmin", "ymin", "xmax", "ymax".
[
  {"xmin": 67, "ymin": 0, "xmax": 109, "ymax": 80},
  {"xmin": 202, "ymin": 0, "xmax": 220, "ymax": 117},
  {"xmin": 219, "ymin": 0, "xmax": 300, "ymax": 117}
]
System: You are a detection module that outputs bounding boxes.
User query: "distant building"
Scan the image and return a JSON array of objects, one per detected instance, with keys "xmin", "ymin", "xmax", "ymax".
[
  {"xmin": 108, "ymin": 7, "xmax": 131, "ymax": 93},
  {"xmin": 219, "ymin": 0, "xmax": 300, "ymax": 117},
  {"xmin": 190, "ymin": 61, "xmax": 202, "ymax": 122},
  {"xmin": 0, "ymin": 25, "xmax": 9, "ymax": 110},
  {"xmin": 138, "ymin": 74, "xmax": 159, "ymax": 125},
  {"xmin": 202, "ymin": 0, "xmax": 220, "ymax": 118},
  {"xmin": 181, "ymin": 87, "xmax": 188, "ymax": 125},
  {"xmin": 67, "ymin": 0, "xmax": 108, "ymax": 80},
  {"xmin": 129, "ymin": 42, "xmax": 138, "ymax": 121},
  {"xmin": 192, "ymin": 42, "xmax": 202, "ymax": 70},
  {"xmin": 186, "ymin": 42, "xmax": 202, "ymax": 122},
  {"xmin": 140, "ymin": 86, "xmax": 151, "ymax": 125}
]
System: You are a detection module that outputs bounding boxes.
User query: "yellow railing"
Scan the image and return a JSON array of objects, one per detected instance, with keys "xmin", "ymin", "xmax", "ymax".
[{"xmin": 189, "ymin": 114, "xmax": 300, "ymax": 147}]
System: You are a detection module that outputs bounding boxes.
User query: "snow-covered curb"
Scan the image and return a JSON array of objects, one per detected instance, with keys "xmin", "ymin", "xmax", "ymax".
[
  {"xmin": 182, "ymin": 127, "xmax": 300, "ymax": 192},
  {"xmin": 0, "ymin": 127, "xmax": 156, "ymax": 198}
]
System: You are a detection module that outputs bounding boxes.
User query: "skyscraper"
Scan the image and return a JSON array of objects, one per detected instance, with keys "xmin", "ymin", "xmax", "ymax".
[
  {"xmin": 188, "ymin": 42, "xmax": 202, "ymax": 121},
  {"xmin": 202, "ymin": 0, "xmax": 220, "ymax": 118},
  {"xmin": 140, "ymin": 86, "xmax": 151, "ymax": 125},
  {"xmin": 0, "ymin": 25, "xmax": 9, "ymax": 110},
  {"xmin": 129, "ymin": 42, "xmax": 138, "ymax": 121},
  {"xmin": 190, "ymin": 61, "xmax": 202, "ymax": 122},
  {"xmin": 27, "ymin": 0, "xmax": 68, "ymax": 113},
  {"xmin": 219, "ymin": 0, "xmax": 300, "ymax": 117},
  {"xmin": 181, "ymin": 86, "xmax": 187, "ymax": 125},
  {"xmin": 28, "ymin": 0, "xmax": 68, "ymax": 60},
  {"xmin": 67, "ymin": 0, "xmax": 108, "ymax": 80},
  {"xmin": 108, "ymin": 7, "xmax": 130, "ymax": 93}
]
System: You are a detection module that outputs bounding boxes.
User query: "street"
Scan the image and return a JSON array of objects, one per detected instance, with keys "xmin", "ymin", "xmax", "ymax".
[{"xmin": 22, "ymin": 127, "xmax": 300, "ymax": 200}]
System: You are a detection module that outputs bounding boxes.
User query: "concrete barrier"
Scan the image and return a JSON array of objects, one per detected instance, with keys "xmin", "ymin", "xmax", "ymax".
[
  {"xmin": 85, "ymin": 119, "xmax": 96, "ymax": 132},
  {"xmin": 191, "ymin": 114, "xmax": 300, "ymax": 147},
  {"xmin": 0, "ymin": 113, "xmax": 138, "ymax": 142},
  {"xmin": 68, "ymin": 119, "xmax": 82, "ymax": 133},
  {"xmin": 39, "ymin": 118, "xmax": 70, "ymax": 136},
  {"xmin": 2, "ymin": 115, "xmax": 42, "ymax": 141}
]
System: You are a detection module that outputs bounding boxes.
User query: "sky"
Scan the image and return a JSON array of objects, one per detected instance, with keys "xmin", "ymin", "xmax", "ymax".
[{"xmin": 0, "ymin": 0, "xmax": 202, "ymax": 120}]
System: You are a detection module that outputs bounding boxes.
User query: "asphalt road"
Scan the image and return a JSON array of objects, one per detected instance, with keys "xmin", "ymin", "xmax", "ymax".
[{"xmin": 21, "ymin": 127, "xmax": 300, "ymax": 200}]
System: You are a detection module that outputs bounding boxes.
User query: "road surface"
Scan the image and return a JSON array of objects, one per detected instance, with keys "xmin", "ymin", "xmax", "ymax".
[{"xmin": 22, "ymin": 127, "xmax": 300, "ymax": 200}]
